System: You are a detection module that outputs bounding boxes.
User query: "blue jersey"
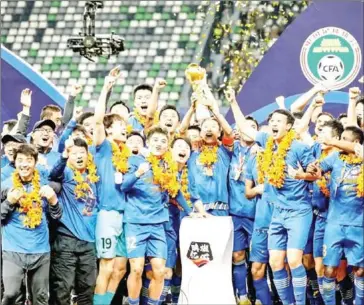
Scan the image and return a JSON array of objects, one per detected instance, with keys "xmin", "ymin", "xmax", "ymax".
[
  {"xmin": 49, "ymin": 157, "xmax": 98, "ymax": 242},
  {"xmin": 94, "ymin": 139, "xmax": 126, "ymax": 211},
  {"xmin": 188, "ymin": 145, "xmax": 231, "ymax": 205},
  {"xmin": 39, "ymin": 150, "xmax": 61, "ymax": 175},
  {"xmin": 119, "ymin": 155, "xmax": 169, "ymax": 224},
  {"xmin": 127, "ymin": 116, "xmax": 144, "ymax": 133},
  {"xmin": 228, "ymin": 142, "xmax": 256, "ymax": 218},
  {"xmin": 320, "ymin": 152, "xmax": 364, "ymax": 227},
  {"xmin": 57, "ymin": 119, "xmax": 77, "ymax": 153},
  {"xmin": 1, "ymin": 175, "xmax": 53, "ymax": 253},
  {"xmin": 310, "ymin": 143, "xmax": 329, "ymax": 216},
  {"xmin": 1, "ymin": 155, "xmax": 9, "ymax": 168},
  {"xmin": 245, "ymin": 154, "xmax": 273, "ymax": 229},
  {"xmin": 256, "ymin": 131, "xmax": 315, "ymax": 210}
]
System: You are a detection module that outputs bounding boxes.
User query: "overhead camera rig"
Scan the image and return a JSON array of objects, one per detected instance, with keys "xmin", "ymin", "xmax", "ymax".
[{"xmin": 67, "ymin": 1, "xmax": 125, "ymax": 61}]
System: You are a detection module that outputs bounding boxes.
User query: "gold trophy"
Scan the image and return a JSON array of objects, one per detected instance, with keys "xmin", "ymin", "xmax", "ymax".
[{"xmin": 185, "ymin": 63, "xmax": 211, "ymax": 122}]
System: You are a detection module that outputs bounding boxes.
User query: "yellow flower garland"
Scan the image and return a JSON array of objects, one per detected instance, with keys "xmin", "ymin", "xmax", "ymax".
[
  {"xmin": 199, "ymin": 144, "xmax": 218, "ymax": 166},
  {"xmin": 147, "ymin": 151, "xmax": 180, "ymax": 197},
  {"xmin": 181, "ymin": 166, "xmax": 192, "ymax": 208},
  {"xmin": 134, "ymin": 110, "xmax": 159, "ymax": 127},
  {"xmin": 111, "ymin": 141, "xmax": 131, "ymax": 174},
  {"xmin": 12, "ymin": 170, "xmax": 42, "ymax": 228},
  {"xmin": 68, "ymin": 153, "xmax": 99, "ymax": 199},
  {"xmin": 316, "ymin": 150, "xmax": 331, "ymax": 197},
  {"xmin": 259, "ymin": 130, "xmax": 296, "ymax": 188},
  {"xmin": 339, "ymin": 153, "xmax": 364, "ymax": 197}
]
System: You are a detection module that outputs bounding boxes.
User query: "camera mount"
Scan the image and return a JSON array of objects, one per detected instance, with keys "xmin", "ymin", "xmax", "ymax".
[{"xmin": 67, "ymin": 1, "xmax": 125, "ymax": 61}]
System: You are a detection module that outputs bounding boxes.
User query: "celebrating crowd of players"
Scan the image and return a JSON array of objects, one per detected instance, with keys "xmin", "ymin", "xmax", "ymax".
[{"xmin": 1, "ymin": 65, "xmax": 363, "ymax": 305}]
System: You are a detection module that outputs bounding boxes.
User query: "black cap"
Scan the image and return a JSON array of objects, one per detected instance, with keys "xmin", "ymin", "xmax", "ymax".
[
  {"xmin": 32, "ymin": 119, "xmax": 56, "ymax": 132},
  {"xmin": 1, "ymin": 134, "xmax": 27, "ymax": 145}
]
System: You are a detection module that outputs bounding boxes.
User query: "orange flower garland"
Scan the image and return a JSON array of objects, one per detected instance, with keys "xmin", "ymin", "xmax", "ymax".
[
  {"xmin": 111, "ymin": 141, "xmax": 131, "ymax": 174},
  {"xmin": 339, "ymin": 153, "xmax": 364, "ymax": 197},
  {"xmin": 12, "ymin": 170, "xmax": 42, "ymax": 228},
  {"xmin": 316, "ymin": 150, "xmax": 331, "ymax": 197},
  {"xmin": 68, "ymin": 153, "xmax": 99, "ymax": 199},
  {"xmin": 181, "ymin": 166, "xmax": 192, "ymax": 208},
  {"xmin": 199, "ymin": 144, "xmax": 218, "ymax": 176},
  {"xmin": 134, "ymin": 110, "xmax": 160, "ymax": 127},
  {"xmin": 259, "ymin": 130, "xmax": 296, "ymax": 188},
  {"xmin": 147, "ymin": 151, "xmax": 180, "ymax": 197}
]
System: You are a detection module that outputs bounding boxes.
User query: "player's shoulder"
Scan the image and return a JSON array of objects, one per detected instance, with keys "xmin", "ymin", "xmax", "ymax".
[
  {"xmin": 129, "ymin": 154, "xmax": 145, "ymax": 166},
  {"xmin": 291, "ymin": 139, "xmax": 311, "ymax": 152}
]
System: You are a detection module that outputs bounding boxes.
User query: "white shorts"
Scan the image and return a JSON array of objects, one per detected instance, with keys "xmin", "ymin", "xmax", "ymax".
[{"xmin": 95, "ymin": 210, "xmax": 123, "ymax": 259}]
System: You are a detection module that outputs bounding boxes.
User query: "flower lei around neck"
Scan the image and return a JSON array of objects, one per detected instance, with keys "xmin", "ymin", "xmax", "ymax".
[
  {"xmin": 258, "ymin": 130, "xmax": 296, "ymax": 188},
  {"xmin": 316, "ymin": 150, "xmax": 331, "ymax": 197},
  {"xmin": 199, "ymin": 144, "xmax": 218, "ymax": 176},
  {"xmin": 134, "ymin": 110, "xmax": 159, "ymax": 127},
  {"xmin": 12, "ymin": 170, "xmax": 42, "ymax": 228},
  {"xmin": 111, "ymin": 141, "xmax": 131, "ymax": 174},
  {"xmin": 339, "ymin": 153, "xmax": 364, "ymax": 197},
  {"xmin": 147, "ymin": 151, "xmax": 180, "ymax": 197},
  {"xmin": 256, "ymin": 151, "xmax": 265, "ymax": 185},
  {"xmin": 181, "ymin": 166, "xmax": 192, "ymax": 208},
  {"xmin": 68, "ymin": 153, "xmax": 99, "ymax": 199}
]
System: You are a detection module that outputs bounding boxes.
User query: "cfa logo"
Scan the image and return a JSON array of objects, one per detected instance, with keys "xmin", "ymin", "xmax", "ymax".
[
  {"xmin": 300, "ymin": 27, "xmax": 362, "ymax": 90},
  {"xmin": 187, "ymin": 241, "xmax": 213, "ymax": 268}
]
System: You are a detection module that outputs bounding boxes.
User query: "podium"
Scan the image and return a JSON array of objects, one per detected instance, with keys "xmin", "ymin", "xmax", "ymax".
[{"xmin": 178, "ymin": 216, "xmax": 235, "ymax": 304}]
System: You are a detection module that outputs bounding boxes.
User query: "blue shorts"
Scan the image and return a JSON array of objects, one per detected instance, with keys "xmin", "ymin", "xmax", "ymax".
[
  {"xmin": 124, "ymin": 223, "xmax": 167, "ymax": 260},
  {"xmin": 250, "ymin": 229, "xmax": 269, "ymax": 264},
  {"xmin": 313, "ymin": 215, "xmax": 326, "ymax": 258},
  {"xmin": 323, "ymin": 222, "xmax": 364, "ymax": 268},
  {"xmin": 164, "ymin": 219, "xmax": 178, "ymax": 268},
  {"xmin": 115, "ymin": 228, "xmax": 127, "ymax": 258},
  {"xmin": 95, "ymin": 210, "xmax": 123, "ymax": 259},
  {"xmin": 268, "ymin": 206, "xmax": 313, "ymax": 251},
  {"xmin": 304, "ymin": 214, "xmax": 316, "ymax": 255},
  {"xmin": 231, "ymin": 215, "xmax": 254, "ymax": 252}
]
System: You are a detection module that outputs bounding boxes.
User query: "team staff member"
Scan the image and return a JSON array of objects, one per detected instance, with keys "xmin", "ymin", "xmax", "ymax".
[{"xmin": 1, "ymin": 144, "xmax": 62, "ymax": 305}]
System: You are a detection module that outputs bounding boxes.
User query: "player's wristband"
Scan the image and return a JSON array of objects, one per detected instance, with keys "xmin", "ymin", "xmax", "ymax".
[{"xmin": 222, "ymin": 136, "xmax": 234, "ymax": 147}]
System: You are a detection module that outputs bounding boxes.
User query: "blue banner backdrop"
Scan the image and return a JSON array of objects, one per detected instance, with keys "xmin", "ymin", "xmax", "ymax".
[{"xmin": 1, "ymin": 46, "xmax": 66, "ymax": 128}]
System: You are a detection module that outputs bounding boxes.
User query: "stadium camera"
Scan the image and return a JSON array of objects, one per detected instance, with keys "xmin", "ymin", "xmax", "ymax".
[{"xmin": 67, "ymin": 1, "xmax": 125, "ymax": 61}]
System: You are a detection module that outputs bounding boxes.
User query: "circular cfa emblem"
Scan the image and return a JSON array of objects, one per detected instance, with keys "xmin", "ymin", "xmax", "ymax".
[
  {"xmin": 300, "ymin": 27, "xmax": 362, "ymax": 90},
  {"xmin": 322, "ymin": 244, "xmax": 327, "ymax": 258}
]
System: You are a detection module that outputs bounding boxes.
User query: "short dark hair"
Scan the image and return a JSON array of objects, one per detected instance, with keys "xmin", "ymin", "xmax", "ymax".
[
  {"xmin": 14, "ymin": 144, "xmax": 38, "ymax": 163},
  {"xmin": 356, "ymin": 96, "xmax": 364, "ymax": 107},
  {"xmin": 40, "ymin": 104, "xmax": 62, "ymax": 120},
  {"xmin": 317, "ymin": 112, "xmax": 334, "ymax": 121},
  {"xmin": 200, "ymin": 117, "xmax": 221, "ymax": 130},
  {"xmin": 72, "ymin": 137, "xmax": 88, "ymax": 151},
  {"xmin": 127, "ymin": 131, "xmax": 146, "ymax": 146},
  {"xmin": 245, "ymin": 115, "xmax": 259, "ymax": 129},
  {"xmin": 293, "ymin": 111, "xmax": 304, "ymax": 120},
  {"xmin": 109, "ymin": 101, "xmax": 130, "ymax": 114},
  {"xmin": 187, "ymin": 125, "xmax": 201, "ymax": 133},
  {"xmin": 103, "ymin": 113, "xmax": 124, "ymax": 129},
  {"xmin": 322, "ymin": 120, "xmax": 344, "ymax": 138},
  {"xmin": 271, "ymin": 109, "xmax": 295, "ymax": 126},
  {"xmin": 337, "ymin": 113, "xmax": 348, "ymax": 121},
  {"xmin": 146, "ymin": 126, "xmax": 169, "ymax": 141},
  {"xmin": 3, "ymin": 119, "xmax": 17, "ymax": 132},
  {"xmin": 77, "ymin": 112, "xmax": 94, "ymax": 125},
  {"xmin": 171, "ymin": 137, "xmax": 192, "ymax": 151},
  {"xmin": 133, "ymin": 84, "xmax": 153, "ymax": 98},
  {"xmin": 73, "ymin": 124, "xmax": 88, "ymax": 136},
  {"xmin": 159, "ymin": 105, "xmax": 181, "ymax": 121},
  {"xmin": 343, "ymin": 126, "xmax": 364, "ymax": 144}
]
